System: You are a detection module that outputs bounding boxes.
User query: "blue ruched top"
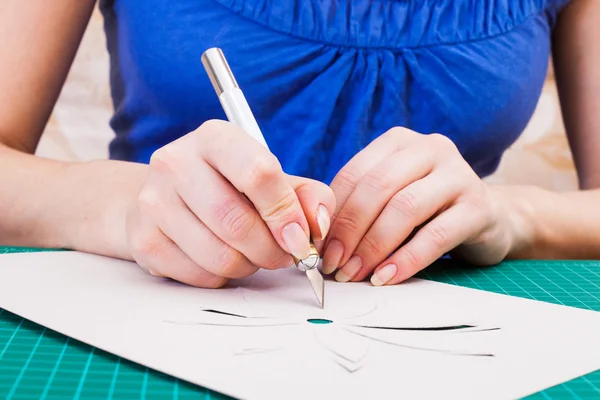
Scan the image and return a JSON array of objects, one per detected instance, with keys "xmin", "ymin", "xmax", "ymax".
[{"xmin": 99, "ymin": 0, "xmax": 570, "ymax": 184}]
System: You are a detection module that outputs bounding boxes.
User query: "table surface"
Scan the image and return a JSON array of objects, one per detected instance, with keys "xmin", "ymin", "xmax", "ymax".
[{"xmin": 1, "ymin": 247, "xmax": 599, "ymax": 399}]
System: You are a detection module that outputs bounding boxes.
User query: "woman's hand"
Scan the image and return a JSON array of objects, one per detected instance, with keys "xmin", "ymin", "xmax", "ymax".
[
  {"xmin": 321, "ymin": 128, "xmax": 520, "ymax": 286},
  {"xmin": 125, "ymin": 119, "xmax": 335, "ymax": 288}
]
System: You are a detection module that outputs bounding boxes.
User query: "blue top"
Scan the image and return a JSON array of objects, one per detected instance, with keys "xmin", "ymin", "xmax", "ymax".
[{"xmin": 99, "ymin": 0, "xmax": 570, "ymax": 184}]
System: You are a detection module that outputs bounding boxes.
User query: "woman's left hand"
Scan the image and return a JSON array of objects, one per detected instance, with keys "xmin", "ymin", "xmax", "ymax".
[{"xmin": 320, "ymin": 127, "xmax": 519, "ymax": 286}]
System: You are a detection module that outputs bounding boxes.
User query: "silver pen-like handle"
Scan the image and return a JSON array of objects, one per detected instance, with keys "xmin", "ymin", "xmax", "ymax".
[
  {"xmin": 201, "ymin": 48, "xmax": 269, "ymax": 149},
  {"xmin": 219, "ymin": 88, "xmax": 269, "ymax": 149}
]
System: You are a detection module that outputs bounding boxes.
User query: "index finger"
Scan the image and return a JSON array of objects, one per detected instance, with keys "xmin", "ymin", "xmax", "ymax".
[{"xmin": 195, "ymin": 120, "xmax": 312, "ymax": 260}]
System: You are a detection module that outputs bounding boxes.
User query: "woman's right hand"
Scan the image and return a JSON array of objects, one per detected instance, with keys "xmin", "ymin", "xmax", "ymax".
[{"xmin": 125, "ymin": 120, "xmax": 335, "ymax": 288}]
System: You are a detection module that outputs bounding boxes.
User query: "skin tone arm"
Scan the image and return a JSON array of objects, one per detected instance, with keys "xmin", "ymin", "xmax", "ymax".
[
  {"xmin": 0, "ymin": 1, "xmax": 334, "ymax": 287},
  {"xmin": 510, "ymin": 0, "xmax": 600, "ymax": 259},
  {"xmin": 0, "ymin": 0, "xmax": 145, "ymax": 257},
  {"xmin": 320, "ymin": 0, "xmax": 600, "ymax": 286},
  {"xmin": 553, "ymin": 0, "xmax": 600, "ymax": 190},
  {"xmin": 512, "ymin": 0, "xmax": 600, "ymax": 258}
]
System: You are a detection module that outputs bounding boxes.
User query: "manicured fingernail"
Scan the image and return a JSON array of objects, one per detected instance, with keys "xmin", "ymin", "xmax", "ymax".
[
  {"xmin": 316, "ymin": 205, "xmax": 330, "ymax": 240},
  {"xmin": 335, "ymin": 255, "xmax": 362, "ymax": 283},
  {"xmin": 322, "ymin": 240, "xmax": 343, "ymax": 274},
  {"xmin": 282, "ymin": 222, "xmax": 311, "ymax": 260},
  {"xmin": 371, "ymin": 264, "xmax": 397, "ymax": 286}
]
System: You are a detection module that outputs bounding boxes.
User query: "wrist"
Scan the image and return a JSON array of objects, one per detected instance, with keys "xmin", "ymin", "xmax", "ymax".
[
  {"xmin": 490, "ymin": 184, "xmax": 561, "ymax": 259},
  {"xmin": 61, "ymin": 160, "xmax": 147, "ymax": 260}
]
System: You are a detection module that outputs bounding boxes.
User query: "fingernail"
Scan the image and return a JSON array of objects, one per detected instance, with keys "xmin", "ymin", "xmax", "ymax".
[
  {"xmin": 371, "ymin": 264, "xmax": 397, "ymax": 286},
  {"xmin": 335, "ymin": 255, "xmax": 362, "ymax": 283},
  {"xmin": 322, "ymin": 240, "xmax": 343, "ymax": 274},
  {"xmin": 282, "ymin": 222, "xmax": 311, "ymax": 260},
  {"xmin": 316, "ymin": 205, "xmax": 330, "ymax": 240},
  {"xmin": 149, "ymin": 269, "xmax": 163, "ymax": 277}
]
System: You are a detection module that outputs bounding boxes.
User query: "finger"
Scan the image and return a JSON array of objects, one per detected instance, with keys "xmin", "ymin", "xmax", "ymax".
[
  {"xmin": 327, "ymin": 128, "xmax": 419, "ymax": 228},
  {"xmin": 287, "ymin": 175, "xmax": 336, "ymax": 242},
  {"xmin": 193, "ymin": 120, "xmax": 311, "ymax": 260},
  {"xmin": 149, "ymin": 150, "xmax": 292, "ymax": 271},
  {"xmin": 370, "ymin": 201, "xmax": 485, "ymax": 286},
  {"xmin": 323, "ymin": 150, "xmax": 434, "ymax": 275},
  {"xmin": 323, "ymin": 128, "xmax": 419, "ymax": 272},
  {"xmin": 138, "ymin": 175, "xmax": 260, "ymax": 279},
  {"xmin": 343, "ymin": 171, "xmax": 463, "ymax": 283},
  {"xmin": 131, "ymin": 224, "xmax": 230, "ymax": 289}
]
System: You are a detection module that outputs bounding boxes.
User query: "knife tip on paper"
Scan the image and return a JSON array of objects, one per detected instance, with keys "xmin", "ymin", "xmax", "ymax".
[{"xmin": 306, "ymin": 268, "xmax": 325, "ymax": 309}]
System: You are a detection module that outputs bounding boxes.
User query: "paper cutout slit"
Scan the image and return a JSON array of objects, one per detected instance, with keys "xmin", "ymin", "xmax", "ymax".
[
  {"xmin": 344, "ymin": 328, "xmax": 495, "ymax": 357},
  {"xmin": 314, "ymin": 327, "xmax": 368, "ymax": 372},
  {"xmin": 202, "ymin": 309, "xmax": 248, "ymax": 318},
  {"xmin": 349, "ymin": 324, "xmax": 475, "ymax": 331},
  {"xmin": 163, "ymin": 283, "xmax": 501, "ymax": 372},
  {"xmin": 171, "ymin": 308, "xmax": 500, "ymax": 367}
]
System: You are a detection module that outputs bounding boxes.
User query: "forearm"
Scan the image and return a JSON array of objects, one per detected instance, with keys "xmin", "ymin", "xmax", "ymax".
[
  {"xmin": 498, "ymin": 0, "xmax": 600, "ymax": 260},
  {"xmin": 0, "ymin": 144, "xmax": 147, "ymax": 260},
  {"xmin": 496, "ymin": 184, "xmax": 600, "ymax": 260},
  {"xmin": 552, "ymin": 0, "xmax": 600, "ymax": 189}
]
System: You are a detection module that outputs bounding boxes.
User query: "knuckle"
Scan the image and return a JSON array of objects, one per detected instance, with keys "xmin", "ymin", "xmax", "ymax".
[
  {"xmin": 388, "ymin": 126, "xmax": 413, "ymax": 138},
  {"xmin": 213, "ymin": 245, "xmax": 245, "ymax": 278},
  {"xmin": 263, "ymin": 252, "xmax": 292, "ymax": 270},
  {"xmin": 425, "ymin": 223, "xmax": 449, "ymax": 249},
  {"xmin": 149, "ymin": 146, "xmax": 181, "ymax": 174},
  {"xmin": 361, "ymin": 233, "xmax": 386, "ymax": 256},
  {"xmin": 246, "ymin": 154, "xmax": 282, "ymax": 190},
  {"xmin": 428, "ymin": 133, "xmax": 456, "ymax": 150},
  {"xmin": 399, "ymin": 247, "xmax": 421, "ymax": 270},
  {"xmin": 215, "ymin": 199, "xmax": 257, "ymax": 242},
  {"xmin": 137, "ymin": 187, "xmax": 163, "ymax": 215},
  {"xmin": 385, "ymin": 127, "xmax": 416, "ymax": 148},
  {"xmin": 333, "ymin": 211, "xmax": 361, "ymax": 234},
  {"xmin": 363, "ymin": 167, "xmax": 394, "ymax": 192},
  {"xmin": 332, "ymin": 165, "xmax": 363, "ymax": 191},
  {"xmin": 388, "ymin": 191, "xmax": 419, "ymax": 217},
  {"xmin": 260, "ymin": 190, "xmax": 298, "ymax": 223},
  {"xmin": 195, "ymin": 119, "xmax": 230, "ymax": 142},
  {"xmin": 199, "ymin": 119, "xmax": 226, "ymax": 133},
  {"xmin": 130, "ymin": 232, "xmax": 166, "ymax": 261},
  {"xmin": 203, "ymin": 276, "xmax": 230, "ymax": 289}
]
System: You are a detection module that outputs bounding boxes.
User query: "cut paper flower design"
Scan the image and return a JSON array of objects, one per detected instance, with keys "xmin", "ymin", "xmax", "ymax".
[{"xmin": 166, "ymin": 285, "xmax": 500, "ymax": 373}]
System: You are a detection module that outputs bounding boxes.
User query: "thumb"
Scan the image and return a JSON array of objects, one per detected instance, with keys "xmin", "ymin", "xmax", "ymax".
[{"xmin": 286, "ymin": 175, "xmax": 336, "ymax": 245}]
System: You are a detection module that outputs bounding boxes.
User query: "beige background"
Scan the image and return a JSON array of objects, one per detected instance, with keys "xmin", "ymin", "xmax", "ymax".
[{"xmin": 37, "ymin": 9, "xmax": 579, "ymax": 192}]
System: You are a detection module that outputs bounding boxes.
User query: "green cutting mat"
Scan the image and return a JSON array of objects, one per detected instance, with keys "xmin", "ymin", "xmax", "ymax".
[{"xmin": 1, "ymin": 247, "xmax": 599, "ymax": 399}]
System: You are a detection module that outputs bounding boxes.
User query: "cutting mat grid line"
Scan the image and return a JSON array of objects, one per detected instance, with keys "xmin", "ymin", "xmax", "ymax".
[{"xmin": 1, "ymin": 248, "xmax": 599, "ymax": 399}]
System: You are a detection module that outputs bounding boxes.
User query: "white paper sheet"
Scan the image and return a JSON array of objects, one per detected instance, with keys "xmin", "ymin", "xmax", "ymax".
[{"xmin": 0, "ymin": 251, "xmax": 599, "ymax": 399}]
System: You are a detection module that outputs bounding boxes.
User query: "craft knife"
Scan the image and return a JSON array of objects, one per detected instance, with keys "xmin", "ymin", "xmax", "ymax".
[{"xmin": 201, "ymin": 47, "xmax": 325, "ymax": 308}]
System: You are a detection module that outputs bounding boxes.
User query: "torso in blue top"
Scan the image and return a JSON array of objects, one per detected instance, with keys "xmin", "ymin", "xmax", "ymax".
[{"xmin": 99, "ymin": 0, "xmax": 570, "ymax": 184}]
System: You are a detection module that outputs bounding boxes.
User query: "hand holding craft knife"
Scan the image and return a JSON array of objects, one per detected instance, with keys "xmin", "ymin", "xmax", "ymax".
[{"xmin": 201, "ymin": 47, "xmax": 325, "ymax": 308}]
